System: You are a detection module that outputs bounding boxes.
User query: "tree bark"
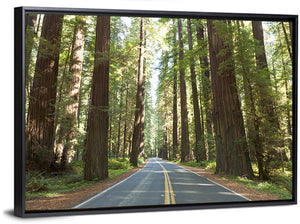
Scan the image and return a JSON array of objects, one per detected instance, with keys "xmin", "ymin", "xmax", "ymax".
[
  {"xmin": 25, "ymin": 14, "xmax": 37, "ymax": 101},
  {"xmin": 281, "ymin": 22, "xmax": 292, "ymax": 61},
  {"xmin": 139, "ymin": 30, "xmax": 147, "ymax": 158},
  {"xmin": 122, "ymin": 84, "xmax": 129, "ymax": 158},
  {"xmin": 25, "ymin": 14, "xmax": 63, "ymax": 171},
  {"xmin": 116, "ymin": 88, "xmax": 124, "ymax": 158},
  {"xmin": 187, "ymin": 19, "xmax": 205, "ymax": 162},
  {"xmin": 178, "ymin": 19, "xmax": 190, "ymax": 163},
  {"xmin": 252, "ymin": 21, "xmax": 279, "ymax": 130},
  {"xmin": 139, "ymin": 86, "xmax": 145, "ymax": 157},
  {"xmin": 84, "ymin": 16, "xmax": 110, "ymax": 180},
  {"xmin": 163, "ymin": 127, "xmax": 169, "ymax": 160},
  {"xmin": 278, "ymin": 31, "xmax": 292, "ymax": 144},
  {"xmin": 172, "ymin": 21, "xmax": 178, "ymax": 161},
  {"xmin": 60, "ymin": 16, "xmax": 86, "ymax": 170},
  {"xmin": 130, "ymin": 17, "xmax": 145, "ymax": 167},
  {"xmin": 207, "ymin": 19, "xmax": 254, "ymax": 178},
  {"xmin": 53, "ymin": 44, "xmax": 71, "ymax": 162},
  {"xmin": 196, "ymin": 20, "xmax": 214, "ymax": 160}
]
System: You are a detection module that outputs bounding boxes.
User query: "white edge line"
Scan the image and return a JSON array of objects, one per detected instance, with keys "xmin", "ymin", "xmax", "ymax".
[
  {"xmin": 204, "ymin": 177, "xmax": 251, "ymax": 201},
  {"xmin": 169, "ymin": 162, "xmax": 252, "ymax": 201},
  {"xmin": 73, "ymin": 161, "xmax": 149, "ymax": 208}
]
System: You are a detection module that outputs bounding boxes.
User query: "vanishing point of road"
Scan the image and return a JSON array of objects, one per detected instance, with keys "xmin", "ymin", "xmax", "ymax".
[{"xmin": 74, "ymin": 158, "xmax": 249, "ymax": 209}]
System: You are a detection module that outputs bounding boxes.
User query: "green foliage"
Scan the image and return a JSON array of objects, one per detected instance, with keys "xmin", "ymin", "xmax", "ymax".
[
  {"xmin": 108, "ymin": 158, "xmax": 133, "ymax": 170},
  {"xmin": 138, "ymin": 157, "xmax": 146, "ymax": 165},
  {"xmin": 26, "ymin": 172, "xmax": 50, "ymax": 193},
  {"xmin": 272, "ymin": 174, "xmax": 293, "ymax": 194},
  {"xmin": 109, "ymin": 169, "xmax": 131, "ymax": 179},
  {"xmin": 181, "ymin": 160, "xmax": 216, "ymax": 172},
  {"xmin": 70, "ymin": 160, "xmax": 84, "ymax": 173},
  {"xmin": 26, "ymin": 157, "xmax": 135, "ymax": 200},
  {"xmin": 25, "ymin": 172, "xmax": 97, "ymax": 200},
  {"xmin": 227, "ymin": 174, "xmax": 292, "ymax": 200}
]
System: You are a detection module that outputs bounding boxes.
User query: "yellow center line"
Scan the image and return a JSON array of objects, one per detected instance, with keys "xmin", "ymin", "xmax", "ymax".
[
  {"xmin": 163, "ymin": 171, "xmax": 170, "ymax": 204},
  {"xmin": 157, "ymin": 160, "xmax": 176, "ymax": 205}
]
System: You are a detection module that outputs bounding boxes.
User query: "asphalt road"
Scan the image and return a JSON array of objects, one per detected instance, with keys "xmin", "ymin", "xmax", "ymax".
[{"xmin": 74, "ymin": 158, "xmax": 249, "ymax": 209}]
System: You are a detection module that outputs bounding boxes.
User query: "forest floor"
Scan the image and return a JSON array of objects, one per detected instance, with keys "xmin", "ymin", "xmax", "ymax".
[{"xmin": 25, "ymin": 160, "xmax": 279, "ymax": 211}]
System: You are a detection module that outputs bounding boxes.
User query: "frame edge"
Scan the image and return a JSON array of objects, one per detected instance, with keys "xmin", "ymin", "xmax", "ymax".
[{"xmin": 14, "ymin": 6, "xmax": 26, "ymax": 218}]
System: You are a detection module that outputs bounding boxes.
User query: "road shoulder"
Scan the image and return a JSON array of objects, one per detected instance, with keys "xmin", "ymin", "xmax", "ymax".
[
  {"xmin": 25, "ymin": 164, "xmax": 145, "ymax": 211},
  {"xmin": 174, "ymin": 163, "xmax": 279, "ymax": 201}
]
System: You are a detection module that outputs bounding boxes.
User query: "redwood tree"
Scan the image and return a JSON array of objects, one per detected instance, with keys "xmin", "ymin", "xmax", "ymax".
[
  {"xmin": 130, "ymin": 17, "xmax": 145, "ymax": 167},
  {"xmin": 25, "ymin": 14, "xmax": 63, "ymax": 170},
  {"xmin": 84, "ymin": 16, "xmax": 110, "ymax": 180},
  {"xmin": 60, "ymin": 16, "xmax": 86, "ymax": 170},
  {"xmin": 178, "ymin": 19, "xmax": 190, "ymax": 163},
  {"xmin": 25, "ymin": 14, "xmax": 37, "ymax": 99},
  {"xmin": 235, "ymin": 20, "xmax": 266, "ymax": 180},
  {"xmin": 187, "ymin": 19, "xmax": 205, "ymax": 162},
  {"xmin": 252, "ymin": 21, "xmax": 279, "ymax": 130},
  {"xmin": 207, "ymin": 20, "xmax": 253, "ymax": 178},
  {"xmin": 172, "ymin": 20, "xmax": 178, "ymax": 160},
  {"xmin": 251, "ymin": 21, "xmax": 282, "ymax": 179},
  {"xmin": 196, "ymin": 20, "xmax": 214, "ymax": 159}
]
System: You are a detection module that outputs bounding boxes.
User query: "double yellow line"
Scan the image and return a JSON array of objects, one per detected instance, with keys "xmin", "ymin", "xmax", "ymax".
[{"xmin": 157, "ymin": 160, "xmax": 176, "ymax": 205}]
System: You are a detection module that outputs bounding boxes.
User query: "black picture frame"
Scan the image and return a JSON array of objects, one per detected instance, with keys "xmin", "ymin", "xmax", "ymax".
[{"xmin": 14, "ymin": 6, "xmax": 298, "ymax": 217}]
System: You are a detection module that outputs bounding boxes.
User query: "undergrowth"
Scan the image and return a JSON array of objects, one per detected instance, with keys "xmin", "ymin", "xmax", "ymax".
[
  {"xmin": 226, "ymin": 173, "xmax": 292, "ymax": 200},
  {"xmin": 25, "ymin": 158, "xmax": 135, "ymax": 200}
]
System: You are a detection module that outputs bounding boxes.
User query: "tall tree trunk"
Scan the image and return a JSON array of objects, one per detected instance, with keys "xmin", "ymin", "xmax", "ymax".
[
  {"xmin": 122, "ymin": 84, "xmax": 129, "ymax": 159},
  {"xmin": 128, "ymin": 123, "xmax": 133, "ymax": 157},
  {"xmin": 108, "ymin": 89, "xmax": 116, "ymax": 157},
  {"xmin": 25, "ymin": 14, "xmax": 63, "ymax": 171},
  {"xmin": 163, "ymin": 127, "xmax": 168, "ymax": 160},
  {"xmin": 130, "ymin": 17, "xmax": 145, "ymax": 167},
  {"xmin": 84, "ymin": 16, "xmax": 110, "ymax": 180},
  {"xmin": 139, "ymin": 29, "xmax": 147, "ymax": 158},
  {"xmin": 53, "ymin": 44, "xmax": 72, "ymax": 162},
  {"xmin": 246, "ymin": 78, "xmax": 266, "ymax": 179},
  {"xmin": 252, "ymin": 21, "xmax": 279, "ymax": 130},
  {"xmin": 280, "ymin": 24, "xmax": 292, "ymax": 135},
  {"xmin": 172, "ymin": 21, "xmax": 178, "ymax": 161},
  {"xmin": 278, "ymin": 31, "xmax": 292, "ymax": 146},
  {"xmin": 207, "ymin": 20, "xmax": 254, "ymax": 178},
  {"xmin": 77, "ymin": 76, "xmax": 83, "ymax": 130},
  {"xmin": 155, "ymin": 114, "xmax": 160, "ymax": 158},
  {"xmin": 60, "ymin": 16, "xmax": 86, "ymax": 170},
  {"xmin": 178, "ymin": 19, "xmax": 190, "ymax": 163},
  {"xmin": 281, "ymin": 22, "xmax": 292, "ymax": 61},
  {"xmin": 139, "ymin": 86, "xmax": 146, "ymax": 157},
  {"xmin": 116, "ymin": 88, "xmax": 124, "ymax": 158},
  {"xmin": 199, "ymin": 89, "xmax": 205, "ymax": 141},
  {"xmin": 252, "ymin": 21, "xmax": 282, "ymax": 172},
  {"xmin": 187, "ymin": 19, "xmax": 205, "ymax": 162},
  {"xmin": 25, "ymin": 14, "xmax": 37, "ymax": 101},
  {"xmin": 289, "ymin": 22, "xmax": 293, "ymax": 52},
  {"xmin": 236, "ymin": 21, "xmax": 267, "ymax": 180},
  {"xmin": 196, "ymin": 20, "xmax": 214, "ymax": 160}
]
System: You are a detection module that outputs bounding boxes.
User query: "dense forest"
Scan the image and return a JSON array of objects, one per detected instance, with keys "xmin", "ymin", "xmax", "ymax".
[{"xmin": 25, "ymin": 14, "xmax": 293, "ymax": 190}]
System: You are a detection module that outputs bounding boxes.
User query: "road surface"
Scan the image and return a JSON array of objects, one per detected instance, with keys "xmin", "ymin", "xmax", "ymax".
[{"xmin": 74, "ymin": 158, "xmax": 249, "ymax": 209}]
